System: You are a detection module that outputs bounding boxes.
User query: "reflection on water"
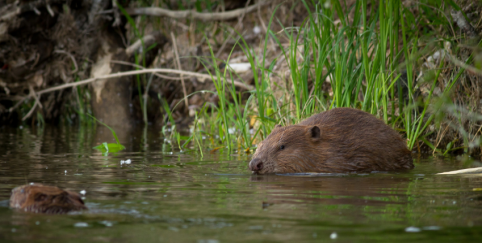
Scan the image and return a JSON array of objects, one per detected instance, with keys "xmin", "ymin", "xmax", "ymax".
[{"xmin": 0, "ymin": 125, "xmax": 482, "ymax": 242}]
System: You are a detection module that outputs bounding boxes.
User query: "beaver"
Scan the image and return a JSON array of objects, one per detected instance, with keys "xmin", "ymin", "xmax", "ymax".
[
  {"xmin": 10, "ymin": 184, "xmax": 87, "ymax": 214},
  {"xmin": 248, "ymin": 108, "xmax": 413, "ymax": 174}
]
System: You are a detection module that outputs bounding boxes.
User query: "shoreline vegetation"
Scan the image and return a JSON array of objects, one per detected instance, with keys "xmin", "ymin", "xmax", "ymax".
[{"xmin": 1, "ymin": 0, "xmax": 481, "ymax": 156}]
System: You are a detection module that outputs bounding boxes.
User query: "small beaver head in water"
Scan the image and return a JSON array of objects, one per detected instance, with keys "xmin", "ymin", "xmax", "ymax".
[
  {"xmin": 249, "ymin": 124, "xmax": 324, "ymax": 174},
  {"xmin": 10, "ymin": 184, "xmax": 87, "ymax": 214}
]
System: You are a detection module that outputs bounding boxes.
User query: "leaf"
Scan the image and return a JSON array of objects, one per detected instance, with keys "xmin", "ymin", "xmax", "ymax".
[
  {"xmin": 93, "ymin": 143, "xmax": 126, "ymax": 153},
  {"xmin": 210, "ymin": 147, "xmax": 222, "ymax": 154}
]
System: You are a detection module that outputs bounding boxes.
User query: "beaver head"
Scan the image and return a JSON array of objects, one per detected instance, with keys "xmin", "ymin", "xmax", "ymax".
[
  {"xmin": 10, "ymin": 184, "xmax": 87, "ymax": 214},
  {"xmin": 249, "ymin": 124, "xmax": 325, "ymax": 174}
]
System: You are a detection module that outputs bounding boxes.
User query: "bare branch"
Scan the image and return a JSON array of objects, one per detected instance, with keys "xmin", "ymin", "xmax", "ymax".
[
  {"xmin": 46, "ymin": 3, "xmax": 55, "ymax": 17},
  {"xmin": 171, "ymin": 32, "xmax": 189, "ymax": 110},
  {"xmin": 0, "ymin": 0, "xmax": 64, "ymax": 21},
  {"xmin": 29, "ymin": 85, "xmax": 42, "ymax": 109},
  {"xmin": 34, "ymin": 68, "xmax": 254, "ymax": 97},
  {"xmin": 126, "ymin": 1, "xmax": 273, "ymax": 21},
  {"xmin": 125, "ymin": 32, "xmax": 167, "ymax": 57},
  {"xmin": 54, "ymin": 50, "xmax": 79, "ymax": 73},
  {"xmin": 110, "ymin": 60, "xmax": 183, "ymax": 80},
  {"xmin": 447, "ymin": 54, "xmax": 482, "ymax": 76},
  {"xmin": 437, "ymin": 167, "xmax": 482, "ymax": 175},
  {"xmin": 22, "ymin": 85, "xmax": 42, "ymax": 121}
]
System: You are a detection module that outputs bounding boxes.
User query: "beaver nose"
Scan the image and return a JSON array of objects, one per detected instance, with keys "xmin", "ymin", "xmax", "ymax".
[{"xmin": 249, "ymin": 158, "xmax": 263, "ymax": 172}]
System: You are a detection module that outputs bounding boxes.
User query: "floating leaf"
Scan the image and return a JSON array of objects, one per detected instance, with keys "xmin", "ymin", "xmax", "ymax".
[
  {"xmin": 93, "ymin": 143, "xmax": 126, "ymax": 154},
  {"xmin": 84, "ymin": 113, "xmax": 126, "ymax": 155}
]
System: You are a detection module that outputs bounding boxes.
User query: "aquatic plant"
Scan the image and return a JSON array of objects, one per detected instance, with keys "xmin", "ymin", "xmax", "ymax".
[{"xmin": 88, "ymin": 114, "xmax": 126, "ymax": 155}]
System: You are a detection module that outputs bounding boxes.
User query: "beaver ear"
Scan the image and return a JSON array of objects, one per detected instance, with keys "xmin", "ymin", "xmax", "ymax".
[
  {"xmin": 309, "ymin": 126, "xmax": 321, "ymax": 141},
  {"xmin": 275, "ymin": 124, "xmax": 282, "ymax": 128}
]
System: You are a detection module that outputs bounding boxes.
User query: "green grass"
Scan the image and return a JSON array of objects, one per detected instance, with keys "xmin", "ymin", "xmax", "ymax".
[
  {"xmin": 48, "ymin": 0, "xmax": 477, "ymax": 155},
  {"xmin": 185, "ymin": 0, "xmax": 479, "ymax": 154}
]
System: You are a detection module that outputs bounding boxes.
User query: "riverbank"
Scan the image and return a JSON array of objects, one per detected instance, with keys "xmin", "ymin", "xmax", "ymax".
[{"xmin": 1, "ymin": 0, "xmax": 481, "ymax": 156}]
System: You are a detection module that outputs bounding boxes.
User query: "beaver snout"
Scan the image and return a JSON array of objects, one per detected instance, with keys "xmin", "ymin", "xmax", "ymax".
[{"xmin": 249, "ymin": 158, "xmax": 264, "ymax": 172}]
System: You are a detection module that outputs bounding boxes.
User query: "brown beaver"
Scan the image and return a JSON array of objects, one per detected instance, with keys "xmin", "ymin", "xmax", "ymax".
[
  {"xmin": 10, "ymin": 184, "xmax": 87, "ymax": 214},
  {"xmin": 248, "ymin": 108, "xmax": 413, "ymax": 174}
]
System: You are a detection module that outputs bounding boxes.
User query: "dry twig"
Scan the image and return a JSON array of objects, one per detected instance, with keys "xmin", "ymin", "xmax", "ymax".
[
  {"xmin": 22, "ymin": 85, "xmax": 42, "ymax": 121},
  {"xmin": 110, "ymin": 60, "xmax": 181, "ymax": 80},
  {"xmin": 33, "ymin": 68, "xmax": 253, "ymax": 97},
  {"xmin": 171, "ymin": 32, "xmax": 189, "ymax": 110},
  {"xmin": 126, "ymin": 1, "xmax": 272, "ymax": 21},
  {"xmin": 447, "ymin": 54, "xmax": 482, "ymax": 76},
  {"xmin": 125, "ymin": 32, "xmax": 167, "ymax": 57},
  {"xmin": 54, "ymin": 50, "xmax": 78, "ymax": 73}
]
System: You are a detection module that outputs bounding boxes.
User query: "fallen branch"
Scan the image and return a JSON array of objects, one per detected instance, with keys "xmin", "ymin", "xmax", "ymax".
[
  {"xmin": 29, "ymin": 85, "xmax": 43, "ymax": 109},
  {"xmin": 54, "ymin": 50, "xmax": 78, "ymax": 73},
  {"xmin": 437, "ymin": 167, "xmax": 482, "ymax": 175},
  {"xmin": 35, "ymin": 68, "xmax": 254, "ymax": 96},
  {"xmin": 447, "ymin": 53, "xmax": 482, "ymax": 76},
  {"xmin": 126, "ymin": 1, "xmax": 272, "ymax": 21},
  {"xmin": 0, "ymin": 0, "xmax": 63, "ymax": 21},
  {"xmin": 22, "ymin": 85, "xmax": 42, "ymax": 121},
  {"xmin": 110, "ymin": 60, "xmax": 184, "ymax": 80},
  {"xmin": 171, "ymin": 32, "xmax": 189, "ymax": 110},
  {"xmin": 125, "ymin": 32, "xmax": 167, "ymax": 57},
  {"xmin": 22, "ymin": 100, "xmax": 38, "ymax": 121}
]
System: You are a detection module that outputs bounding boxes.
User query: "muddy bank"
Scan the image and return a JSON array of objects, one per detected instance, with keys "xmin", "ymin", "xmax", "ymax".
[
  {"xmin": 0, "ymin": 0, "xmax": 481, "ymax": 155},
  {"xmin": 0, "ymin": 0, "xmax": 271, "ymax": 127}
]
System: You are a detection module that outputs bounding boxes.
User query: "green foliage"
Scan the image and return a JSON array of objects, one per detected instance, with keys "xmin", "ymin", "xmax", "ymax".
[
  {"xmin": 190, "ymin": 0, "xmax": 478, "ymax": 154},
  {"xmin": 61, "ymin": 0, "xmax": 472, "ymax": 155},
  {"xmin": 87, "ymin": 114, "xmax": 126, "ymax": 155},
  {"xmin": 93, "ymin": 142, "xmax": 126, "ymax": 155}
]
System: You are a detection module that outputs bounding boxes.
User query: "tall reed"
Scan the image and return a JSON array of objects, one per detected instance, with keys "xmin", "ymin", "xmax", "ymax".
[{"xmin": 193, "ymin": 0, "xmax": 473, "ymax": 154}]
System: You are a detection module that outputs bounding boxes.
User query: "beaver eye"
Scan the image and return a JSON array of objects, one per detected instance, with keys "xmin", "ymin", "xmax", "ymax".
[
  {"xmin": 35, "ymin": 194, "xmax": 47, "ymax": 202},
  {"xmin": 280, "ymin": 145, "xmax": 285, "ymax": 150}
]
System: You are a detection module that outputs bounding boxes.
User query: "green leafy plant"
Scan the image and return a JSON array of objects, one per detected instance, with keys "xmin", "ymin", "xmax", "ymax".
[{"xmin": 87, "ymin": 114, "xmax": 126, "ymax": 155}]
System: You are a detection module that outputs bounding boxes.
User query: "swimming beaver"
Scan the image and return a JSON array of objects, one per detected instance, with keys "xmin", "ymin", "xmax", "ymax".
[
  {"xmin": 249, "ymin": 108, "xmax": 413, "ymax": 174},
  {"xmin": 10, "ymin": 184, "xmax": 87, "ymax": 214}
]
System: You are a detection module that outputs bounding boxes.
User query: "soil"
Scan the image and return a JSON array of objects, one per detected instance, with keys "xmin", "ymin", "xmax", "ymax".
[{"xmin": 0, "ymin": 0, "xmax": 481, "ymax": 155}]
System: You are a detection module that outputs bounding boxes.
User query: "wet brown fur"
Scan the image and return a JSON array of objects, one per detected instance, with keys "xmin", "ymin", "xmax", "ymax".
[
  {"xmin": 10, "ymin": 184, "xmax": 87, "ymax": 214},
  {"xmin": 249, "ymin": 108, "xmax": 414, "ymax": 174}
]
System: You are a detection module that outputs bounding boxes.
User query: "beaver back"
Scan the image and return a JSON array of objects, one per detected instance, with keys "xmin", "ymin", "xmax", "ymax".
[{"xmin": 249, "ymin": 108, "xmax": 413, "ymax": 174}]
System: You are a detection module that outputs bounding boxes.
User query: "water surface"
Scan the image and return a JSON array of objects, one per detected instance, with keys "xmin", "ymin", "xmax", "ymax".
[{"xmin": 0, "ymin": 125, "xmax": 481, "ymax": 242}]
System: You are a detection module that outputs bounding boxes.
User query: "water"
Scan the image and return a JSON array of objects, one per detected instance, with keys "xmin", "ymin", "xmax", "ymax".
[{"xmin": 1, "ymin": 125, "xmax": 482, "ymax": 242}]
